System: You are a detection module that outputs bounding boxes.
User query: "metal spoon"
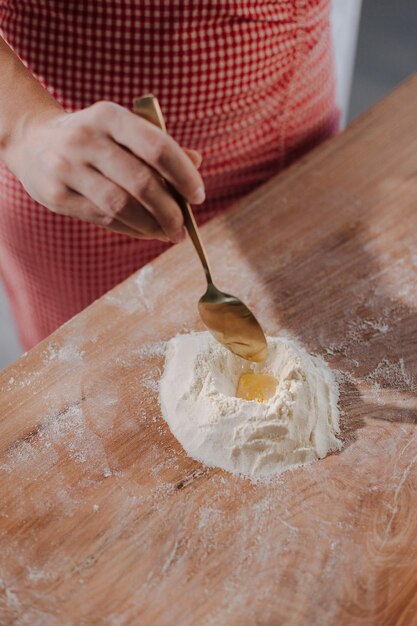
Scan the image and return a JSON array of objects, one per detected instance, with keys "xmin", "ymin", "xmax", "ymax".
[{"xmin": 133, "ymin": 95, "xmax": 267, "ymax": 363}]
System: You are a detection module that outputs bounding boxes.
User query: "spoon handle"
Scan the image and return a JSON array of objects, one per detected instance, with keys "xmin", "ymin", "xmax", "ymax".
[{"xmin": 133, "ymin": 94, "xmax": 213, "ymax": 284}]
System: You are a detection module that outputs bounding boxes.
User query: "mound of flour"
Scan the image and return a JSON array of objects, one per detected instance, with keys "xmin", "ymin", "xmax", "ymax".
[{"xmin": 159, "ymin": 332, "xmax": 342, "ymax": 480}]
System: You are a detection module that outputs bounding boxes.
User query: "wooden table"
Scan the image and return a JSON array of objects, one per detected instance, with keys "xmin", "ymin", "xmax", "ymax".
[{"xmin": 1, "ymin": 77, "xmax": 417, "ymax": 626}]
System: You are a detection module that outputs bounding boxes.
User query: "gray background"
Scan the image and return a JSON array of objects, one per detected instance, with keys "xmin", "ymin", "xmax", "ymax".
[
  {"xmin": 349, "ymin": 0, "xmax": 416, "ymax": 120},
  {"xmin": 1, "ymin": 0, "xmax": 416, "ymax": 371}
]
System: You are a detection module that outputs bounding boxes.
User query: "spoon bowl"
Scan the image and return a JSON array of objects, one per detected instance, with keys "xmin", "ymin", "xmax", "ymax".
[{"xmin": 198, "ymin": 284, "xmax": 267, "ymax": 362}]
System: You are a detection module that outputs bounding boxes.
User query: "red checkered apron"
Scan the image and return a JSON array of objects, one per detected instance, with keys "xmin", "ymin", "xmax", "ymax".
[{"xmin": 0, "ymin": 0, "xmax": 338, "ymax": 349}]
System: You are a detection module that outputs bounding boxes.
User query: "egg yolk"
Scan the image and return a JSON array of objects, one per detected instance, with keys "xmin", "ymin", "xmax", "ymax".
[{"xmin": 235, "ymin": 373, "xmax": 277, "ymax": 403}]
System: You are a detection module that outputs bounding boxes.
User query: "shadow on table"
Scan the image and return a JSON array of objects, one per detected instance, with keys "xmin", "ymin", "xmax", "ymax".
[{"xmin": 228, "ymin": 219, "xmax": 417, "ymax": 447}]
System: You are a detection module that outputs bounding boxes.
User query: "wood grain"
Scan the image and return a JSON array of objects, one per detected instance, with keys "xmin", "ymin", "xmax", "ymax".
[{"xmin": 1, "ymin": 76, "xmax": 417, "ymax": 626}]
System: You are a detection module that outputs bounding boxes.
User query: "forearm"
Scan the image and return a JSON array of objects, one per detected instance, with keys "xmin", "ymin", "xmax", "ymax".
[{"xmin": 0, "ymin": 36, "xmax": 62, "ymax": 165}]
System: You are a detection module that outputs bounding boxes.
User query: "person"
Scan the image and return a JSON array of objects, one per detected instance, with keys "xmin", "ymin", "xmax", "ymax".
[{"xmin": 0, "ymin": 1, "xmax": 340, "ymax": 350}]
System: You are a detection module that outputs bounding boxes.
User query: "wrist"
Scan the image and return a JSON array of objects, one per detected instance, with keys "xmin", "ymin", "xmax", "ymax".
[
  {"xmin": 0, "ymin": 37, "xmax": 64, "ymax": 171},
  {"xmin": 3, "ymin": 102, "xmax": 64, "ymax": 174}
]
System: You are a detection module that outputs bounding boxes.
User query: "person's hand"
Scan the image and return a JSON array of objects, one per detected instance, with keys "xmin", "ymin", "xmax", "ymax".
[{"xmin": 7, "ymin": 101, "xmax": 205, "ymax": 242}]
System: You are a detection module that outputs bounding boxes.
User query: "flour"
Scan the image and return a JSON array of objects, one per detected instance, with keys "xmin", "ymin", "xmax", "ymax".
[
  {"xmin": 134, "ymin": 265, "xmax": 154, "ymax": 310},
  {"xmin": 159, "ymin": 332, "xmax": 342, "ymax": 480}
]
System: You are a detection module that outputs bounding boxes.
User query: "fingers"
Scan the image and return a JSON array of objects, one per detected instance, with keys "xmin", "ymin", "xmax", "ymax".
[
  {"xmin": 44, "ymin": 187, "xmax": 144, "ymax": 238},
  {"xmin": 75, "ymin": 198, "xmax": 148, "ymax": 238},
  {"xmin": 106, "ymin": 219, "xmax": 154, "ymax": 239},
  {"xmin": 67, "ymin": 165, "xmax": 169, "ymax": 241},
  {"xmin": 182, "ymin": 147, "xmax": 203, "ymax": 168},
  {"xmin": 83, "ymin": 101, "xmax": 205, "ymax": 205},
  {"xmin": 26, "ymin": 102, "xmax": 205, "ymax": 242},
  {"xmin": 90, "ymin": 141, "xmax": 185, "ymax": 243}
]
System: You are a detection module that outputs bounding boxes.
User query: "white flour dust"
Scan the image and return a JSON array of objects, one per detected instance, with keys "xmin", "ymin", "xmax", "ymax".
[
  {"xmin": 159, "ymin": 332, "xmax": 341, "ymax": 480},
  {"xmin": 104, "ymin": 265, "xmax": 161, "ymax": 314},
  {"xmin": 42, "ymin": 344, "xmax": 85, "ymax": 364},
  {"xmin": 134, "ymin": 265, "xmax": 155, "ymax": 311}
]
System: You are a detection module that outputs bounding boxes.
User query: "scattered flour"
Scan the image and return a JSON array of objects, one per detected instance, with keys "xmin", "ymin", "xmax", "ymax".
[
  {"xmin": 159, "ymin": 332, "xmax": 342, "ymax": 480},
  {"xmin": 134, "ymin": 265, "xmax": 155, "ymax": 311},
  {"xmin": 135, "ymin": 341, "xmax": 167, "ymax": 359},
  {"xmin": 104, "ymin": 265, "xmax": 159, "ymax": 315},
  {"xmin": 42, "ymin": 343, "xmax": 85, "ymax": 364},
  {"xmin": 364, "ymin": 357, "xmax": 416, "ymax": 392},
  {"xmin": 57, "ymin": 346, "xmax": 85, "ymax": 362},
  {"xmin": 5, "ymin": 588, "xmax": 21, "ymax": 610}
]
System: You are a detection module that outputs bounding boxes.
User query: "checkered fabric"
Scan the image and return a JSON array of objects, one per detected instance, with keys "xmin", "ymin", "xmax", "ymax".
[{"xmin": 0, "ymin": 0, "xmax": 338, "ymax": 349}]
